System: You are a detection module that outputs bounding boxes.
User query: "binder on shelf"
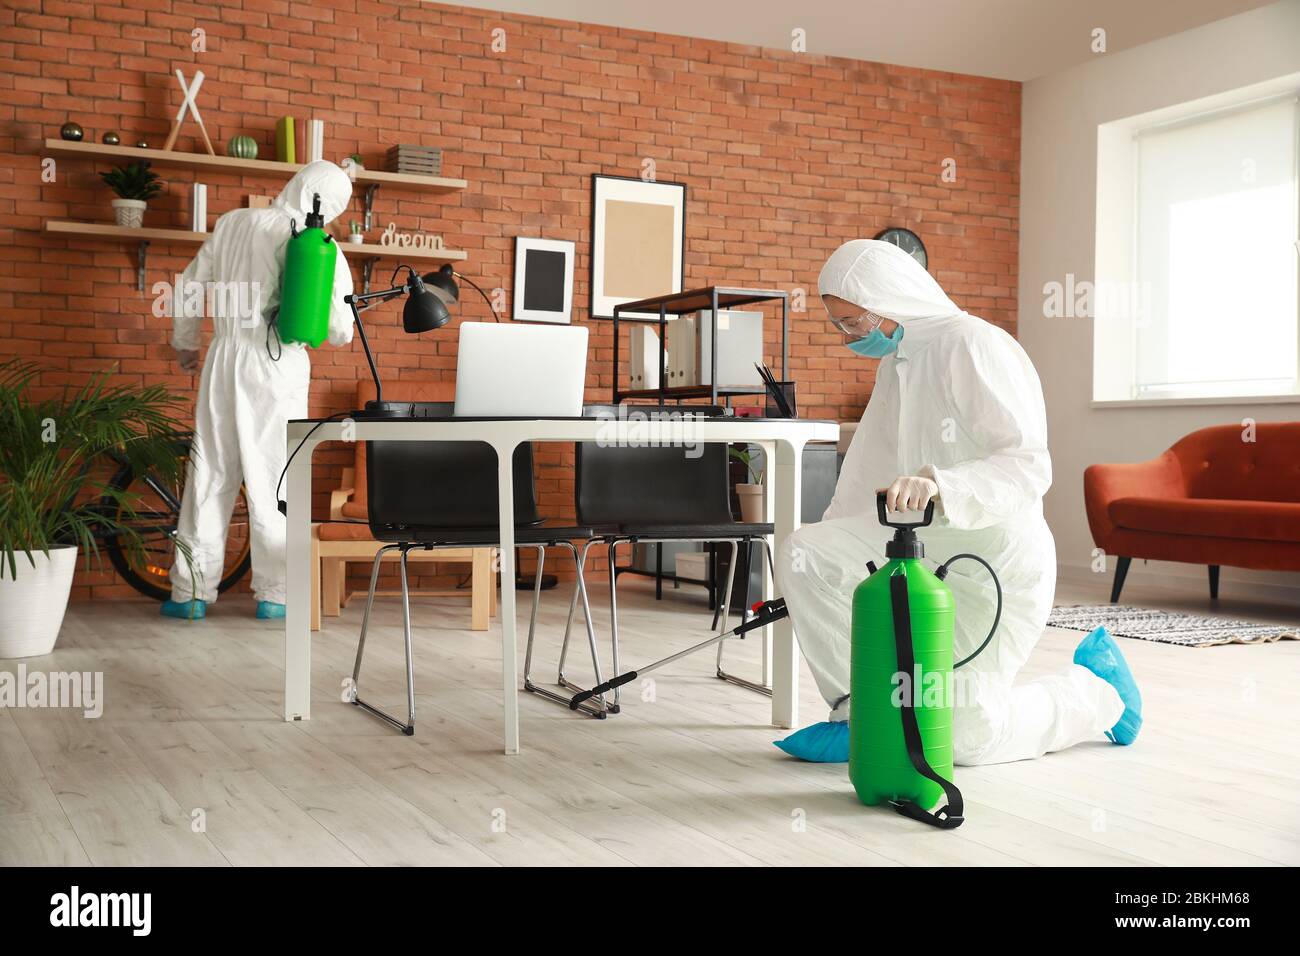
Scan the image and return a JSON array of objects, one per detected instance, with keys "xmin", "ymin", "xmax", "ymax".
[
  {"xmin": 275, "ymin": 117, "xmax": 296, "ymax": 164},
  {"xmin": 693, "ymin": 309, "xmax": 763, "ymax": 387},
  {"xmin": 306, "ymin": 119, "xmax": 324, "ymax": 163},
  {"xmin": 629, "ymin": 324, "xmax": 665, "ymax": 390},
  {"xmin": 190, "ymin": 183, "xmax": 207, "ymax": 232}
]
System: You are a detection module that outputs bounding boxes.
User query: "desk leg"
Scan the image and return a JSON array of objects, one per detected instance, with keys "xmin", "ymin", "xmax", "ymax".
[
  {"xmin": 495, "ymin": 441, "xmax": 520, "ymax": 755},
  {"xmin": 770, "ymin": 439, "xmax": 803, "ymax": 730},
  {"xmin": 285, "ymin": 437, "xmax": 317, "ymax": 722}
]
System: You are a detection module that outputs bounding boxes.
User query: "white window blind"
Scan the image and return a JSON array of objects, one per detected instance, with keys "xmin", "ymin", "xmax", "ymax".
[{"xmin": 1133, "ymin": 96, "xmax": 1299, "ymax": 399}]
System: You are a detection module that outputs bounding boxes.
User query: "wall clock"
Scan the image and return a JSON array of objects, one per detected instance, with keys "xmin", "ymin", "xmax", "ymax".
[{"xmin": 875, "ymin": 227, "xmax": 927, "ymax": 271}]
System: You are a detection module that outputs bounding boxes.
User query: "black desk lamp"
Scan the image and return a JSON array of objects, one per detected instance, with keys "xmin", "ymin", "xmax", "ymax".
[
  {"xmin": 421, "ymin": 263, "xmax": 501, "ymax": 322},
  {"xmin": 344, "ymin": 264, "xmax": 450, "ymax": 417}
]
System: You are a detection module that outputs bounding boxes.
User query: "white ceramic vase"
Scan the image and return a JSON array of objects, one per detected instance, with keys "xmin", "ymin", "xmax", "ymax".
[
  {"xmin": 0, "ymin": 546, "xmax": 77, "ymax": 658},
  {"xmin": 111, "ymin": 198, "xmax": 147, "ymax": 228},
  {"xmin": 736, "ymin": 483, "xmax": 765, "ymax": 523}
]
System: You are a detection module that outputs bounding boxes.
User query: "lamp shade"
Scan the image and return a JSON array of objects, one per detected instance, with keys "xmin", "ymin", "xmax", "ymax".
[
  {"xmin": 402, "ymin": 274, "xmax": 451, "ymax": 333},
  {"xmin": 423, "ymin": 263, "xmax": 459, "ymax": 305}
]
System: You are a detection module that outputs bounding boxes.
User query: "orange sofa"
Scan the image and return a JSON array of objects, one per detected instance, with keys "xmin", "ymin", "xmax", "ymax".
[{"xmin": 1084, "ymin": 422, "xmax": 1300, "ymax": 602}]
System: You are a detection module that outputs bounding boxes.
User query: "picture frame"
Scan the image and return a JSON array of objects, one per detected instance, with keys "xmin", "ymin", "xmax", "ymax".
[
  {"xmin": 512, "ymin": 237, "xmax": 576, "ymax": 323},
  {"xmin": 589, "ymin": 173, "xmax": 686, "ymax": 319}
]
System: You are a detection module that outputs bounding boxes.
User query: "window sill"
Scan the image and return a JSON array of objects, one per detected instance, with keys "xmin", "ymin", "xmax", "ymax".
[{"xmin": 1091, "ymin": 393, "xmax": 1300, "ymax": 409}]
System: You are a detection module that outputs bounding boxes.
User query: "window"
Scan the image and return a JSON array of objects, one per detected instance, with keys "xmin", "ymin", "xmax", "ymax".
[{"xmin": 1098, "ymin": 93, "xmax": 1300, "ymax": 402}]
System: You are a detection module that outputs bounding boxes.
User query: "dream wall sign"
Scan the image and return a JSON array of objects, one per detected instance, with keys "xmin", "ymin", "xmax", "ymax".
[{"xmin": 512, "ymin": 237, "xmax": 575, "ymax": 323}]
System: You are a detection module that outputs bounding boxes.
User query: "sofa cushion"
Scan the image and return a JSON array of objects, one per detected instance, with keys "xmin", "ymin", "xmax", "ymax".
[
  {"xmin": 317, "ymin": 521, "xmax": 379, "ymax": 541},
  {"xmin": 1109, "ymin": 496, "xmax": 1300, "ymax": 544}
]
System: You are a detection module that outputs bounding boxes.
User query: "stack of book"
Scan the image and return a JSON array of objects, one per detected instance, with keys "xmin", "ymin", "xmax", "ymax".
[{"xmin": 386, "ymin": 145, "xmax": 443, "ymax": 176}]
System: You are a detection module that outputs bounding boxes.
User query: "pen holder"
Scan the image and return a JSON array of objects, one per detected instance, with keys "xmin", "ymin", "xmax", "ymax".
[{"xmin": 764, "ymin": 381, "xmax": 797, "ymax": 418}]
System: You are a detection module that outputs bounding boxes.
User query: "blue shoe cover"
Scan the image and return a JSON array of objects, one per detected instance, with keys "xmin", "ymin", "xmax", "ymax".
[
  {"xmin": 774, "ymin": 720, "xmax": 849, "ymax": 762},
  {"xmin": 256, "ymin": 601, "xmax": 286, "ymax": 620},
  {"xmin": 1073, "ymin": 626, "xmax": 1142, "ymax": 745},
  {"xmin": 161, "ymin": 599, "xmax": 206, "ymax": 620}
]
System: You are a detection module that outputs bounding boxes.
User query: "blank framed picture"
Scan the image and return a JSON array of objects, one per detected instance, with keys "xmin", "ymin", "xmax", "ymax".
[
  {"xmin": 590, "ymin": 174, "xmax": 686, "ymax": 319},
  {"xmin": 512, "ymin": 237, "xmax": 575, "ymax": 323}
]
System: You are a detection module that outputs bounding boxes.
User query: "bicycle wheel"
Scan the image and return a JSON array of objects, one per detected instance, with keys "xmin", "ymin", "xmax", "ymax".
[{"xmin": 103, "ymin": 453, "xmax": 252, "ymax": 601}]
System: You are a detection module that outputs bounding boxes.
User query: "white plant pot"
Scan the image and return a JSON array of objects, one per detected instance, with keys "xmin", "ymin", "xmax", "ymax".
[
  {"xmin": 0, "ymin": 546, "xmax": 77, "ymax": 659},
  {"xmin": 736, "ymin": 483, "xmax": 765, "ymax": 523},
  {"xmin": 347, "ymin": 234, "xmax": 364, "ymax": 244},
  {"xmin": 111, "ymin": 198, "xmax": 147, "ymax": 229}
]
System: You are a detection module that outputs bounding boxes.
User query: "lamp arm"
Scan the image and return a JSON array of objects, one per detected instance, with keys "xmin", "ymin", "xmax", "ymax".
[
  {"xmin": 455, "ymin": 271, "xmax": 501, "ymax": 322},
  {"xmin": 344, "ymin": 293, "xmax": 386, "ymax": 407}
]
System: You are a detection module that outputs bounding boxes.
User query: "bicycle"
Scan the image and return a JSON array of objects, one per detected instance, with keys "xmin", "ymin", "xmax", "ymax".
[{"xmin": 100, "ymin": 436, "xmax": 251, "ymax": 600}]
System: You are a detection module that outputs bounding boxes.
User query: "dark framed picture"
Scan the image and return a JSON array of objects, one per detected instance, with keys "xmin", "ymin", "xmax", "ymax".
[
  {"xmin": 589, "ymin": 173, "xmax": 686, "ymax": 319},
  {"xmin": 512, "ymin": 237, "xmax": 575, "ymax": 323}
]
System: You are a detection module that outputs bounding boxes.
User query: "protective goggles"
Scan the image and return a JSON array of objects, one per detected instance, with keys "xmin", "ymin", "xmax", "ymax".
[{"xmin": 829, "ymin": 308, "xmax": 887, "ymax": 339}]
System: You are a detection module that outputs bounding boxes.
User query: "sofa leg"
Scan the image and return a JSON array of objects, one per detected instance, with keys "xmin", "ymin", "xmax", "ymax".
[
  {"xmin": 1209, "ymin": 564, "xmax": 1220, "ymax": 601},
  {"xmin": 1110, "ymin": 556, "xmax": 1131, "ymax": 604}
]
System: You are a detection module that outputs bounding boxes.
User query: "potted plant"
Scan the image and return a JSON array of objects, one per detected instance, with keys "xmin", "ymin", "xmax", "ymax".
[
  {"xmin": 729, "ymin": 446, "xmax": 765, "ymax": 523},
  {"xmin": 100, "ymin": 161, "xmax": 164, "ymax": 229},
  {"xmin": 0, "ymin": 360, "xmax": 191, "ymax": 658},
  {"xmin": 347, "ymin": 220, "xmax": 364, "ymax": 244}
]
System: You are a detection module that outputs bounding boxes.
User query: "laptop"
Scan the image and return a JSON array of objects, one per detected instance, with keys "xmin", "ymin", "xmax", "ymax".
[{"xmin": 453, "ymin": 322, "xmax": 588, "ymax": 417}]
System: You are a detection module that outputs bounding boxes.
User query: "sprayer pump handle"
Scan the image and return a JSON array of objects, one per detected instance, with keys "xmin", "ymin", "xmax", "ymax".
[{"xmin": 876, "ymin": 490, "xmax": 935, "ymax": 529}]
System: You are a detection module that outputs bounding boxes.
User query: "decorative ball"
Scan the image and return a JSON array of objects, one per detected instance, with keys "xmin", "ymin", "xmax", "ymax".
[
  {"xmin": 102, "ymin": 131, "xmax": 120, "ymax": 146},
  {"xmin": 135, "ymin": 140, "xmax": 149, "ymax": 150},
  {"xmin": 60, "ymin": 122, "xmax": 84, "ymax": 142},
  {"xmin": 226, "ymin": 135, "xmax": 259, "ymax": 160}
]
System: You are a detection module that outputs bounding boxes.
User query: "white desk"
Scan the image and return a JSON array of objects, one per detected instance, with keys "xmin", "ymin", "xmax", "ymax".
[{"xmin": 283, "ymin": 414, "xmax": 838, "ymax": 753}]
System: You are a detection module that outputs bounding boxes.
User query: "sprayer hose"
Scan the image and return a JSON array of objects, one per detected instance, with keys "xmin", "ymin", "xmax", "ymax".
[{"xmin": 937, "ymin": 553, "xmax": 1002, "ymax": 669}]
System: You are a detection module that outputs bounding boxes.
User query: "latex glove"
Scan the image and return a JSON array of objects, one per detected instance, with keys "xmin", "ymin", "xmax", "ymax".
[
  {"xmin": 881, "ymin": 475, "xmax": 939, "ymax": 513},
  {"xmin": 176, "ymin": 348, "xmax": 200, "ymax": 373}
]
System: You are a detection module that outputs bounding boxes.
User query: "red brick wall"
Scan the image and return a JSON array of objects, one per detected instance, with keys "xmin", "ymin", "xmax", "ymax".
[{"xmin": 0, "ymin": 0, "xmax": 1020, "ymax": 600}]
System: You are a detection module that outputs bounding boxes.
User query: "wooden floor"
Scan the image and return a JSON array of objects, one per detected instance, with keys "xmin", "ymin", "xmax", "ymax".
[{"xmin": 2, "ymin": 572, "xmax": 1297, "ymax": 866}]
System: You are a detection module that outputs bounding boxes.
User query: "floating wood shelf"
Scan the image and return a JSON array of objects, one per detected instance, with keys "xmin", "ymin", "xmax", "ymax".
[
  {"xmin": 46, "ymin": 220, "xmax": 466, "ymax": 261},
  {"xmin": 45, "ymin": 221, "xmax": 467, "ymax": 291},
  {"xmin": 43, "ymin": 139, "xmax": 468, "ymax": 193}
]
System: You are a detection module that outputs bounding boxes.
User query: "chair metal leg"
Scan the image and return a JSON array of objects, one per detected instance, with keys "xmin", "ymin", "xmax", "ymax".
[
  {"xmin": 525, "ymin": 541, "xmax": 610, "ymax": 718},
  {"xmin": 351, "ymin": 543, "xmax": 418, "ymax": 736},
  {"xmin": 607, "ymin": 540, "xmax": 623, "ymax": 710},
  {"xmin": 557, "ymin": 537, "xmax": 599, "ymax": 680},
  {"xmin": 716, "ymin": 538, "xmax": 774, "ymax": 697},
  {"xmin": 350, "ymin": 544, "xmax": 397, "ymax": 690}
]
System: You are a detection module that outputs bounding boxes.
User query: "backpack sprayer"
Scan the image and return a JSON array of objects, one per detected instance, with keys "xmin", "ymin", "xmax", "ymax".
[
  {"xmin": 851, "ymin": 491, "xmax": 1001, "ymax": 829},
  {"xmin": 268, "ymin": 192, "xmax": 337, "ymax": 359},
  {"xmin": 570, "ymin": 490, "xmax": 1001, "ymax": 832}
]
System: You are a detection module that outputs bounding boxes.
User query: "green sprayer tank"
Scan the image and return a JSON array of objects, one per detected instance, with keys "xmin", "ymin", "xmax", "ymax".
[
  {"xmin": 276, "ymin": 193, "xmax": 337, "ymax": 348},
  {"xmin": 849, "ymin": 492, "xmax": 966, "ymax": 830}
]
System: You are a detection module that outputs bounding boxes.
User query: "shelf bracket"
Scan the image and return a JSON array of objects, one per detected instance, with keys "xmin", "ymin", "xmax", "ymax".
[
  {"xmin": 136, "ymin": 240, "xmax": 150, "ymax": 292},
  {"xmin": 362, "ymin": 183, "xmax": 380, "ymax": 232},
  {"xmin": 361, "ymin": 257, "xmax": 376, "ymax": 295}
]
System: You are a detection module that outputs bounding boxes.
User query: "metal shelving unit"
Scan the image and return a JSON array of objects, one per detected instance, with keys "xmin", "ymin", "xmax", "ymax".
[{"xmin": 610, "ymin": 286, "xmax": 789, "ymax": 407}]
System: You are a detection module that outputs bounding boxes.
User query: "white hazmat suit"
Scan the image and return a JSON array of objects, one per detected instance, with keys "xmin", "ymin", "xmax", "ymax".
[
  {"xmin": 170, "ymin": 161, "xmax": 355, "ymax": 606},
  {"xmin": 777, "ymin": 240, "xmax": 1123, "ymax": 765}
]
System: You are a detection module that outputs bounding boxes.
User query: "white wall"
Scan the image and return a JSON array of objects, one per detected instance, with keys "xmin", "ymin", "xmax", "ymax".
[{"xmin": 1019, "ymin": 0, "xmax": 1300, "ymax": 600}]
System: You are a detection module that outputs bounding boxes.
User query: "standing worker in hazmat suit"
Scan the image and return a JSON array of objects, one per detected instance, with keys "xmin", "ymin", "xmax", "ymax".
[
  {"xmin": 774, "ymin": 239, "xmax": 1141, "ymax": 765},
  {"xmin": 163, "ymin": 161, "xmax": 355, "ymax": 620}
]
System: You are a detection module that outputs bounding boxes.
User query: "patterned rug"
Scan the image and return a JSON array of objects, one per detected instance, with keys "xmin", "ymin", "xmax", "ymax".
[{"xmin": 1048, "ymin": 605, "xmax": 1300, "ymax": 648}]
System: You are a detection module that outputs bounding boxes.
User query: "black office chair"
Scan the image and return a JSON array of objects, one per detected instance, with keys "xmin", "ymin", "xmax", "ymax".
[
  {"xmin": 349, "ymin": 403, "xmax": 609, "ymax": 735},
  {"xmin": 553, "ymin": 409, "xmax": 776, "ymax": 710}
]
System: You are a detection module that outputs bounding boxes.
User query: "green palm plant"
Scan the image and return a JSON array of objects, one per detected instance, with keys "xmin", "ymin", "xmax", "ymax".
[
  {"xmin": 99, "ymin": 161, "xmax": 164, "ymax": 201},
  {"xmin": 729, "ymin": 445, "xmax": 764, "ymax": 484},
  {"xmin": 0, "ymin": 359, "xmax": 192, "ymax": 583}
]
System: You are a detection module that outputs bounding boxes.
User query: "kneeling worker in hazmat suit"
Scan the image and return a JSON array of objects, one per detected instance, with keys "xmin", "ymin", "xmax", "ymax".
[
  {"xmin": 163, "ymin": 161, "xmax": 355, "ymax": 620},
  {"xmin": 774, "ymin": 240, "xmax": 1141, "ymax": 764}
]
